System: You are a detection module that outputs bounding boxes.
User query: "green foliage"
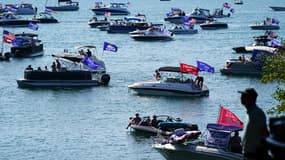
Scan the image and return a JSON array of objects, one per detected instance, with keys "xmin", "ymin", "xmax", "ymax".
[{"xmin": 261, "ymin": 48, "xmax": 285, "ymax": 115}]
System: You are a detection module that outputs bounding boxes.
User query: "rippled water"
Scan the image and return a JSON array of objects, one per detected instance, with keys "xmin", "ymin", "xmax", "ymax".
[{"xmin": 0, "ymin": 0, "xmax": 284, "ymax": 159}]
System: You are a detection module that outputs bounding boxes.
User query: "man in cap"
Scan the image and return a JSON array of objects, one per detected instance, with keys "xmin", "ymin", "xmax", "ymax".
[{"xmin": 239, "ymin": 88, "xmax": 269, "ymax": 160}]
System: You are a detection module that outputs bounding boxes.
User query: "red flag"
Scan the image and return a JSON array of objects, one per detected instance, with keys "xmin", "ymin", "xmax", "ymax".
[
  {"xmin": 3, "ymin": 30, "xmax": 15, "ymax": 44},
  {"xmin": 104, "ymin": 12, "xmax": 111, "ymax": 17},
  {"xmin": 217, "ymin": 106, "xmax": 244, "ymax": 129},
  {"xmin": 180, "ymin": 63, "xmax": 199, "ymax": 76}
]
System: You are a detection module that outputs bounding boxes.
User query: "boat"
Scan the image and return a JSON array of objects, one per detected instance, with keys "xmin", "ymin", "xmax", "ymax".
[
  {"xmin": 164, "ymin": 8, "xmax": 186, "ymax": 24},
  {"xmin": 33, "ymin": 12, "xmax": 59, "ymax": 23},
  {"xmin": 153, "ymin": 123, "xmax": 243, "ymax": 160},
  {"xmin": 220, "ymin": 49, "xmax": 276, "ymax": 77},
  {"xmin": 200, "ymin": 20, "xmax": 228, "ymax": 30},
  {"xmin": 187, "ymin": 8, "xmax": 213, "ymax": 23},
  {"xmin": 234, "ymin": 0, "xmax": 243, "ymax": 5},
  {"xmin": 107, "ymin": 16, "xmax": 149, "ymax": 33},
  {"xmin": 128, "ymin": 115, "xmax": 199, "ymax": 136},
  {"xmin": 128, "ymin": 66, "xmax": 209, "ymax": 97},
  {"xmin": 45, "ymin": 0, "xmax": 79, "ymax": 11},
  {"xmin": 269, "ymin": 6, "xmax": 285, "ymax": 11},
  {"xmin": 0, "ymin": 3, "xmax": 35, "ymax": 15},
  {"xmin": 17, "ymin": 45, "xmax": 110, "ymax": 88},
  {"xmin": 0, "ymin": 12, "xmax": 38, "ymax": 27},
  {"xmin": 211, "ymin": 8, "xmax": 231, "ymax": 18},
  {"xmin": 250, "ymin": 18, "xmax": 280, "ymax": 30},
  {"xmin": 232, "ymin": 35, "xmax": 277, "ymax": 53},
  {"xmin": 88, "ymin": 16, "xmax": 110, "ymax": 28},
  {"xmin": 10, "ymin": 33, "xmax": 44, "ymax": 58},
  {"xmin": 130, "ymin": 27, "xmax": 173, "ymax": 41},
  {"xmin": 91, "ymin": 2, "xmax": 130, "ymax": 15},
  {"xmin": 168, "ymin": 24, "xmax": 198, "ymax": 34}
]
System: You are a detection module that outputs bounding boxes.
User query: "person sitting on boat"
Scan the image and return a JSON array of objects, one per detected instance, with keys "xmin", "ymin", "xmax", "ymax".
[
  {"xmin": 51, "ymin": 62, "xmax": 57, "ymax": 72},
  {"xmin": 229, "ymin": 131, "xmax": 242, "ymax": 154},
  {"xmin": 154, "ymin": 70, "xmax": 161, "ymax": 81},
  {"xmin": 44, "ymin": 66, "xmax": 48, "ymax": 71},
  {"xmin": 56, "ymin": 59, "xmax": 61, "ymax": 72},
  {"xmin": 37, "ymin": 67, "xmax": 42, "ymax": 71},
  {"xmin": 151, "ymin": 115, "xmax": 158, "ymax": 128},
  {"xmin": 141, "ymin": 116, "xmax": 151, "ymax": 126},
  {"xmin": 25, "ymin": 65, "xmax": 33, "ymax": 71},
  {"xmin": 86, "ymin": 49, "xmax": 92, "ymax": 57},
  {"xmin": 195, "ymin": 76, "xmax": 204, "ymax": 89},
  {"xmin": 126, "ymin": 113, "xmax": 142, "ymax": 129}
]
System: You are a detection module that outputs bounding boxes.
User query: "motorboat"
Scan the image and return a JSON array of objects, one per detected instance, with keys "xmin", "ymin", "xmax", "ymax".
[
  {"xmin": 17, "ymin": 45, "xmax": 110, "ymax": 88},
  {"xmin": 168, "ymin": 24, "xmax": 198, "ymax": 34},
  {"xmin": 128, "ymin": 115, "xmax": 199, "ymax": 136},
  {"xmin": 0, "ymin": 3, "xmax": 35, "ymax": 15},
  {"xmin": 0, "ymin": 12, "xmax": 38, "ymax": 27},
  {"xmin": 97, "ymin": 24, "xmax": 109, "ymax": 31},
  {"xmin": 129, "ymin": 25, "xmax": 174, "ymax": 41},
  {"xmin": 164, "ymin": 8, "xmax": 187, "ymax": 24},
  {"xmin": 200, "ymin": 20, "xmax": 228, "ymax": 30},
  {"xmin": 187, "ymin": 8, "xmax": 213, "ymax": 23},
  {"xmin": 232, "ymin": 35, "xmax": 277, "ymax": 53},
  {"xmin": 220, "ymin": 49, "xmax": 276, "ymax": 77},
  {"xmin": 128, "ymin": 66, "xmax": 209, "ymax": 97},
  {"xmin": 91, "ymin": 2, "xmax": 130, "ymax": 15},
  {"xmin": 45, "ymin": 0, "xmax": 79, "ymax": 11},
  {"xmin": 234, "ymin": 0, "xmax": 243, "ymax": 5},
  {"xmin": 269, "ymin": 6, "xmax": 285, "ymax": 11},
  {"xmin": 153, "ymin": 123, "xmax": 243, "ymax": 160},
  {"xmin": 88, "ymin": 16, "xmax": 109, "ymax": 28},
  {"xmin": 107, "ymin": 16, "xmax": 149, "ymax": 33},
  {"xmin": 211, "ymin": 8, "xmax": 231, "ymax": 18},
  {"xmin": 33, "ymin": 12, "xmax": 59, "ymax": 23},
  {"xmin": 10, "ymin": 33, "xmax": 43, "ymax": 58},
  {"xmin": 250, "ymin": 18, "xmax": 280, "ymax": 30}
]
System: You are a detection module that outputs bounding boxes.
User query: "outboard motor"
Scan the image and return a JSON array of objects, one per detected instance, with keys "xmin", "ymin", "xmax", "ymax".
[{"xmin": 101, "ymin": 74, "xmax": 110, "ymax": 85}]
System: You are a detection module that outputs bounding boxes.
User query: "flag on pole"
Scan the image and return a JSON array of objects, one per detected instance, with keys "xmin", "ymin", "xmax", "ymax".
[
  {"xmin": 28, "ymin": 22, "xmax": 39, "ymax": 31},
  {"xmin": 103, "ymin": 42, "xmax": 118, "ymax": 52},
  {"xmin": 3, "ymin": 30, "xmax": 15, "ymax": 43},
  {"xmin": 180, "ymin": 63, "xmax": 199, "ymax": 76},
  {"xmin": 197, "ymin": 61, "xmax": 215, "ymax": 73},
  {"xmin": 217, "ymin": 106, "xmax": 244, "ymax": 129}
]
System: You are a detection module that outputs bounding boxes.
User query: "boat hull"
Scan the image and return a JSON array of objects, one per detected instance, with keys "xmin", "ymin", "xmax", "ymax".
[
  {"xmin": 45, "ymin": 6, "xmax": 79, "ymax": 11},
  {"xmin": 168, "ymin": 29, "xmax": 198, "ymax": 34},
  {"xmin": 130, "ymin": 35, "xmax": 173, "ymax": 41},
  {"xmin": 36, "ymin": 18, "xmax": 58, "ymax": 23},
  {"xmin": 164, "ymin": 16, "xmax": 184, "ymax": 24},
  {"xmin": 107, "ymin": 26, "xmax": 149, "ymax": 34},
  {"xmin": 17, "ymin": 79, "xmax": 100, "ymax": 88},
  {"xmin": 269, "ymin": 6, "xmax": 285, "ymax": 11},
  {"xmin": 92, "ymin": 8, "xmax": 130, "ymax": 15},
  {"xmin": 0, "ymin": 20, "xmax": 38, "ymax": 27},
  {"xmin": 250, "ymin": 25, "xmax": 280, "ymax": 30},
  {"xmin": 153, "ymin": 143, "xmax": 243, "ymax": 160},
  {"xmin": 200, "ymin": 23, "xmax": 228, "ymax": 30},
  {"xmin": 11, "ymin": 44, "xmax": 44, "ymax": 58}
]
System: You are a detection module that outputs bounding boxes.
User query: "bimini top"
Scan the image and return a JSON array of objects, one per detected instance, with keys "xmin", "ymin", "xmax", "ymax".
[
  {"xmin": 207, "ymin": 123, "xmax": 242, "ymax": 132},
  {"xmin": 75, "ymin": 45, "xmax": 96, "ymax": 50},
  {"xmin": 158, "ymin": 66, "xmax": 193, "ymax": 74}
]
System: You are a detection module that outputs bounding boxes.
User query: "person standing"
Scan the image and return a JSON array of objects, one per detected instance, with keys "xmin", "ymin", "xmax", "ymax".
[{"xmin": 238, "ymin": 88, "xmax": 269, "ymax": 160}]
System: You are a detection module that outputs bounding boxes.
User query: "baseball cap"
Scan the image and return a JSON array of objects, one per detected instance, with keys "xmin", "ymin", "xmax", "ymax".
[{"xmin": 238, "ymin": 88, "xmax": 258, "ymax": 98}]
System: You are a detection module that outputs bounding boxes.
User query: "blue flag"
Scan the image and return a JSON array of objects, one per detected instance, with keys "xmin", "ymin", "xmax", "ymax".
[
  {"xmin": 28, "ymin": 22, "xmax": 39, "ymax": 31},
  {"xmin": 81, "ymin": 57, "xmax": 100, "ymax": 70},
  {"xmin": 103, "ymin": 42, "xmax": 118, "ymax": 52},
  {"xmin": 197, "ymin": 61, "xmax": 215, "ymax": 73}
]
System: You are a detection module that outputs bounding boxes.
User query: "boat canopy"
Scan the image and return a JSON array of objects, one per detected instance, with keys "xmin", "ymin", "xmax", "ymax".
[
  {"xmin": 15, "ymin": 33, "xmax": 38, "ymax": 37},
  {"xmin": 124, "ymin": 16, "xmax": 145, "ymax": 21},
  {"xmin": 75, "ymin": 45, "xmax": 97, "ymax": 50},
  {"xmin": 158, "ymin": 66, "xmax": 181, "ymax": 73}
]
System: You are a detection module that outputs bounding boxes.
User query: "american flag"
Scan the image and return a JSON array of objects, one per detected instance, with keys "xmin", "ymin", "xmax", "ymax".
[{"xmin": 3, "ymin": 30, "xmax": 15, "ymax": 44}]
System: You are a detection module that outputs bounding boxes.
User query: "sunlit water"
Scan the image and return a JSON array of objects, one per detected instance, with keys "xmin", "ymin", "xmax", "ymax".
[{"xmin": 0, "ymin": 0, "xmax": 284, "ymax": 159}]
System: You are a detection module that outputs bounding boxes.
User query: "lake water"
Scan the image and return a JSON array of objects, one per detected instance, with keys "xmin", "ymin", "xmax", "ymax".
[{"xmin": 0, "ymin": 0, "xmax": 284, "ymax": 159}]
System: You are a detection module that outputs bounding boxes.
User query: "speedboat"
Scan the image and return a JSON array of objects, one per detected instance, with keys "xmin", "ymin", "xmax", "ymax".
[
  {"xmin": 153, "ymin": 123, "xmax": 243, "ymax": 160},
  {"xmin": 107, "ymin": 16, "xmax": 149, "ymax": 33},
  {"xmin": 269, "ymin": 6, "xmax": 285, "ymax": 11},
  {"xmin": 234, "ymin": 0, "xmax": 243, "ymax": 5},
  {"xmin": 33, "ymin": 12, "xmax": 59, "ymax": 23},
  {"xmin": 168, "ymin": 24, "xmax": 198, "ymax": 34},
  {"xmin": 128, "ymin": 66, "xmax": 209, "ymax": 97},
  {"xmin": 187, "ymin": 8, "xmax": 213, "ymax": 23},
  {"xmin": 164, "ymin": 8, "xmax": 186, "ymax": 24},
  {"xmin": 250, "ymin": 18, "xmax": 280, "ymax": 30},
  {"xmin": 129, "ymin": 115, "xmax": 199, "ymax": 136},
  {"xmin": 220, "ymin": 49, "xmax": 276, "ymax": 77},
  {"xmin": 17, "ymin": 46, "xmax": 110, "ymax": 88},
  {"xmin": 91, "ymin": 2, "xmax": 130, "ymax": 15},
  {"xmin": 232, "ymin": 35, "xmax": 277, "ymax": 53},
  {"xmin": 0, "ymin": 12, "xmax": 38, "ymax": 27},
  {"xmin": 130, "ymin": 26, "xmax": 174, "ymax": 41},
  {"xmin": 211, "ymin": 8, "xmax": 231, "ymax": 18},
  {"xmin": 200, "ymin": 20, "xmax": 228, "ymax": 30},
  {"xmin": 10, "ymin": 33, "xmax": 43, "ymax": 58},
  {"xmin": 88, "ymin": 16, "xmax": 109, "ymax": 28},
  {"xmin": 45, "ymin": 0, "xmax": 79, "ymax": 11},
  {"xmin": 0, "ymin": 3, "xmax": 35, "ymax": 15}
]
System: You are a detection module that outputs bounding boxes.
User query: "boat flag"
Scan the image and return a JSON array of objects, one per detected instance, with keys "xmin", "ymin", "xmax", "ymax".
[
  {"xmin": 180, "ymin": 63, "xmax": 199, "ymax": 76},
  {"xmin": 81, "ymin": 56, "xmax": 100, "ymax": 70},
  {"xmin": 103, "ymin": 42, "xmax": 118, "ymax": 52},
  {"xmin": 271, "ymin": 39, "xmax": 282, "ymax": 47},
  {"xmin": 217, "ymin": 106, "xmax": 244, "ymax": 129},
  {"xmin": 28, "ymin": 22, "xmax": 39, "ymax": 31},
  {"xmin": 197, "ymin": 61, "xmax": 215, "ymax": 73},
  {"xmin": 223, "ymin": 2, "xmax": 231, "ymax": 9},
  {"xmin": 3, "ymin": 30, "xmax": 15, "ymax": 44},
  {"xmin": 188, "ymin": 18, "xmax": 197, "ymax": 25},
  {"xmin": 104, "ymin": 12, "xmax": 111, "ymax": 17}
]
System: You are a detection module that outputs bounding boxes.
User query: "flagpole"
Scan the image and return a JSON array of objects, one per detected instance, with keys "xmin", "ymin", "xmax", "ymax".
[{"xmin": 217, "ymin": 105, "xmax": 222, "ymax": 123}]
